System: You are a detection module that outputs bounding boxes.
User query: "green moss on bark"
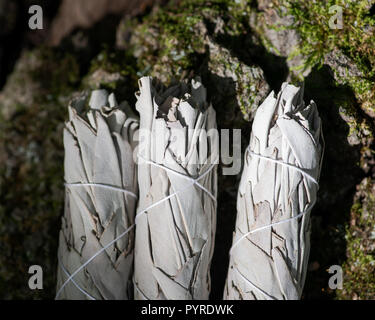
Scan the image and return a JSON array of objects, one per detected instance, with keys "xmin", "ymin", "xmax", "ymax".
[
  {"xmin": 0, "ymin": 48, "xmax": 79, "ymax": 299},
  {"xmin": 273, "ymin": 0, "xmax": 375, "ymax": 116},
  {"xmin": 337, "ymin": 178, "xmax": 375, "ymax": 300},
  {"xmin": 119, "ymin": 0, "xmax": 268, "ymax": 120}
]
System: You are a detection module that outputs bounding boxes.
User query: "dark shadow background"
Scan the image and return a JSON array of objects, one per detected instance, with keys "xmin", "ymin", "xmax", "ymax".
[
  {"xmin": 302, "ymin": 67, "xmax": 364, "ymax": 299},
  {"xmin": 0, "ymin": 0, "xmax": 61, "ymax": 89},
  {"xmin": 0, "ymin": 0, "xmax": 369, "ymax": 300}
]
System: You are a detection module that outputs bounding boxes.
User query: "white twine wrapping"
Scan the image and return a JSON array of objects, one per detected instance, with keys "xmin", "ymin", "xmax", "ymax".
[
  {"xmin": 56, "ymin": 89, "xmax": 139, "ymax": 300},
  {"xmin": 224, "ymin": 82, "xmax": 324, "ymax": 300},
  {"xmin": 229, "ymin": 148, "xmax": 319, "ymax": 256},
  {"xmin": 55, "ymin": 158, "xmax": 217, "ymax": 299},
  {"xmin": 133, "ymin": 76, "xmax": 218, "ymax": 300}
]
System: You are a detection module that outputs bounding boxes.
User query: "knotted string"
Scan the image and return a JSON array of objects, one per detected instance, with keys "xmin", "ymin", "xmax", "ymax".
[
  {"xmin": 229, "ymin": 147, "xmax": 319, "ymax": 255},
  {"xmin": 228, "ymin": 147, "xmax": 319, "ymax": 300},
  {"xmin": 59, "ymin": 262, "xmax": 96, "ymax": 300},
  {"xmin": 56, "ymin": 157, "xmax": 217, "ymax": 299}
]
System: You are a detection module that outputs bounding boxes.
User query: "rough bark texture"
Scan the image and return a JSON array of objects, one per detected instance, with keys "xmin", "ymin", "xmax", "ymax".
[
  {"xmin": 0, "ymin": 0, "xmax": 374, "ymax": 299},
  {"xmin": 48, "ymin": 0, "xmax": 166, "ymax": 46}
]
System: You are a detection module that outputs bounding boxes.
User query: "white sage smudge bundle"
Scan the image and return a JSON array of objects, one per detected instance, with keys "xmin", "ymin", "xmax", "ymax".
[
  {"xmin": 133, "ymin": 76, "xmax": 219, "ymax": 300},
  {"xmin": 56, "ymin": 89, "xmax": 139, "ymax": 300},
  {"xmin": 224, "ymin": 83, "xmax": 323, "ymax": 300}
]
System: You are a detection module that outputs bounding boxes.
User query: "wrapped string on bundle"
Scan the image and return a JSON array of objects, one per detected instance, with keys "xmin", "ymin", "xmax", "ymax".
[
  {"xmin": 56, "ymin": 89, "xmax": 139, "ymax": 300},
  {"xmin": 134, "ymin": 76, "xmax": 219, "ymax": 300},
  {"xmin": 224, "ymin": 83, "xmax": 324, "ymax": 300}
]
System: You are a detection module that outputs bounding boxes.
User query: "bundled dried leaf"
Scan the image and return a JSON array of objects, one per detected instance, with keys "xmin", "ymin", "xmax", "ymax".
[
  {"xmin": 56, "ymin": 89, "xmax": 139, "ymax": 300},
  {"xmin": 224, "ymin": 83, "xmax": 323, "ymax": 300},
  {"xmin": 134, "ymin": 76, "xmax": 219, "ymax": 300}
]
